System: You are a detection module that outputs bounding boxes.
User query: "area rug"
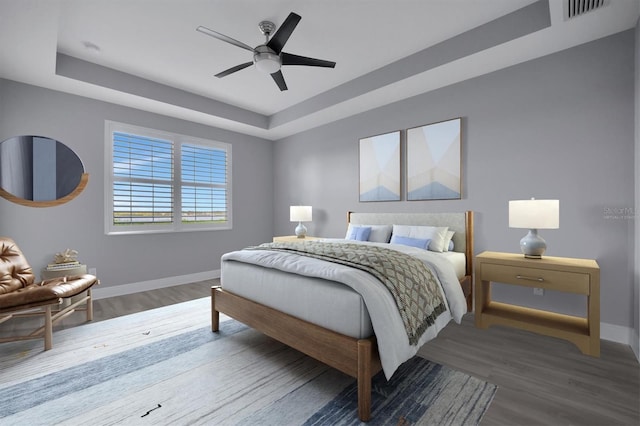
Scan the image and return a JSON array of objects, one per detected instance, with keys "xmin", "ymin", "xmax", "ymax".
[{"xmin": 0, "ymin": 297, "xmax": 496, "ymax": 425}]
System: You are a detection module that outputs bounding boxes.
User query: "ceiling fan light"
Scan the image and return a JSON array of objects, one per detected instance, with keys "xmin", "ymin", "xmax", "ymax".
[{"xmin": 254, "ymin": 50, "xmax": 281, "ymax": 73}]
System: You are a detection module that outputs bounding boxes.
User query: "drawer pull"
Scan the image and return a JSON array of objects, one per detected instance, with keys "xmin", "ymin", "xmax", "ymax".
[{"xmin": 516, "ymin": 275, "xmax": 544, "ymax": 282}]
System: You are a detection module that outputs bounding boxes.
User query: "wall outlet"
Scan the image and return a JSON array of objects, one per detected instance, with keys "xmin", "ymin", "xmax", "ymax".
[
  {"xmin": 89, "ymin": 267, "xmax": 97, "ymax": 276},
  {"xmin": 533, "ymin": 287, "xmax": 544, "ymax": 296}
]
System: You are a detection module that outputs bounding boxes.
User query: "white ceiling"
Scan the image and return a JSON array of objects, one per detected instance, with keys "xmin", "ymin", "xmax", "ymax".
[{"xmin": 0, "ymin": 0, "xmax": 638, "ymax": 140}]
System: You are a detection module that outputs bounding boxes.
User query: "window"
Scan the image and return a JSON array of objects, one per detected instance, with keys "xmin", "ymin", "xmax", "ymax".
[{"xmin": 105, "ymin": 121, "xmax": 232, "ymax": 235}]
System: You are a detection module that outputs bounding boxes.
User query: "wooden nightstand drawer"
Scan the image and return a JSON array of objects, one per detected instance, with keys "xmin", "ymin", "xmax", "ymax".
[{"xmin": 481, "ymin": 263, "xmax": 590, "ymax": 295}]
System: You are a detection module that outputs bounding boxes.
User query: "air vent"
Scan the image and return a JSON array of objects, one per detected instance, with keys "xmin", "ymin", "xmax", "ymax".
[{"xmin": 565, "ymin": 0, "xmax": 609, "ymax": 20}]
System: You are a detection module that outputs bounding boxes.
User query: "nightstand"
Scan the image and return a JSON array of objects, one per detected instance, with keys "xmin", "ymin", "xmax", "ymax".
[
  {"xmin": 272, "ymin": 236, "xmax": 321, "ymax": 242},
  {"xmin": 475, "ymin": 251, "xmax": 600, "ymax": 356}
]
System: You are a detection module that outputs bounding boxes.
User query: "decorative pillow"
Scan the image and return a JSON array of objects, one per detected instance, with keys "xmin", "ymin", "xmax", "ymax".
[
  {"xmin": 443, "ymin": 230, "xmax": 455, "ymax": 252},
  {"xmin": 390, "ymin": 235, "xmax": 431, "ymax": 250},
  {"xmin": 391, "ymin": 225, "xmax": 449, "ymax": 252},
  {"xmin": 347, "ymin": 226, "xmax": 371, "ymax": 241},
  {"xmin": 344, "ymin": 224, "xmax": 393, "ymax": 243}
]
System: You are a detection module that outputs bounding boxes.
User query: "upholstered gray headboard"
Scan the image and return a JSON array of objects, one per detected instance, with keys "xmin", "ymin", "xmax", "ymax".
[{"xmin": 347, "ymin": 211, "xmax": 474, "ymax": 276}]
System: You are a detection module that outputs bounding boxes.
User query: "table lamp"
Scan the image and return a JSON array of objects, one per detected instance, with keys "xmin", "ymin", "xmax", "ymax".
[
  {"xmin": 290, "ymin": 205, "xmax": 312, "ymax": 238},
  {"xmin": 509, "ymin": 198, "xmax": 559, "ymax": 259}
]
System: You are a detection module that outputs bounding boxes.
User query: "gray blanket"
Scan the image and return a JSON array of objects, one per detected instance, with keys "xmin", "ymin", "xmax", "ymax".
[{"xmin": 249, "ymin": 241, "xmax": 447, "ymax": 345}]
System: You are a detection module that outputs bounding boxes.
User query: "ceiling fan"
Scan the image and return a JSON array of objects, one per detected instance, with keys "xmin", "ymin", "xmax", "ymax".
[{"xmin": 196, "ymin": 12, "xmax": 336, "ymax": 91}]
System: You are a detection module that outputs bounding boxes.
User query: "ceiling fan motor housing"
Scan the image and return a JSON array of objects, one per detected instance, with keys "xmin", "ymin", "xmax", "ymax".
[{"xmin": 253, "ymin": 45, "xmax": 281, "ymax": 73}]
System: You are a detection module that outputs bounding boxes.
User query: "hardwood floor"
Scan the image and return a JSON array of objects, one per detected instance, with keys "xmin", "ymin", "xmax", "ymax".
[
  {"xmin": 0, "ymin": 280, "xmax": 214, "ymax": 336},
  {"xmin": 87, "ymin": 280, "xmax": 215, "ymax": 323},
  {"xmin": 2, "ymin": 280, "xmax": 638, "ymax": 425},
  {"xmin": 418, "ymin": 317, "xmax": 639, "ymax": 426}
]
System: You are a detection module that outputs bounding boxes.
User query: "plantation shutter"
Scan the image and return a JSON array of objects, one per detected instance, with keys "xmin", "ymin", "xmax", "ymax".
[
  {"xmin": 181, "ymin": 143, "xmax": 229, "ymax": 224},
  {"xmin": 112, "ymin": 132, "xmax": 174, "ymax": 226}
]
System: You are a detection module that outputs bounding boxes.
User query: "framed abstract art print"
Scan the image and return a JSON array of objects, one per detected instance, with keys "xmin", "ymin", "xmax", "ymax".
[
  {"xmin": 358, "ymin": 130, "xmax": 401, "ymax": 202},
  {"xmin": 406, "ymin": 118, "xmax": 461, "ymax": 200}
]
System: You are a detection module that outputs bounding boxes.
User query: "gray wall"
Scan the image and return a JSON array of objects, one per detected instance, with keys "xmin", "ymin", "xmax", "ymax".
[
  {"xmin": 274, "ymin": 30, "xmax": 635, "ymax": 329},
  {"xmin": 0, "ymin": 79, "xmax": 274, "ymax": 288}
]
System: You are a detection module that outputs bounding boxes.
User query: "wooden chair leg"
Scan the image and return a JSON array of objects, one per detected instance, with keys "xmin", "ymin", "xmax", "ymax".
[
  {"xmin": 211, "ymin": 286, "xmax": 220, "ymax": 332},
  {"xmin": 86, "ymin": 288, "xmax": 93, "ymax": 321},
  {"xmin": 357, "ymin": 339, "xmax": 372, "ymax": 422},
  {"xmin": 44, "ymin": 305, "xmax": 53, "ymax": 350}
]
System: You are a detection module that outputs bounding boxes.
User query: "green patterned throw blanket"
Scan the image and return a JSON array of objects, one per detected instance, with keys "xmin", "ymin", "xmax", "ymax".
[{"xmin": 249, "ymin": 241, "xmax": 447, "ymax": 345}]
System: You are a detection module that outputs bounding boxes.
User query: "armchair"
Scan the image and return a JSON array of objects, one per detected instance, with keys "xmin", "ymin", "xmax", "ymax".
[{"xmin": 0, "ymin": 237, "xmax": 98, "ymax": 350}]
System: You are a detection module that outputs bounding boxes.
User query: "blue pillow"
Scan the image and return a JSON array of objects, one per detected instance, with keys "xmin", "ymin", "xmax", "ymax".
[
  {"xmin": 347, "ymin": 226, "xmax": 372, "ymax": 241},
  {"xmin": 448, "ymin": 240, "xmax": 454, "ymax": 251},
  {"xmin": 390, "ymin": 235, "xmax": 431, "ymax": 250}
]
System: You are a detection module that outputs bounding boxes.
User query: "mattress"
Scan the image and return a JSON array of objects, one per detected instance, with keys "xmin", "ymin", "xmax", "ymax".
[
  {"xmin": 440, "ymin": 251, "xmax": 466, "ymax": 280},
  {"xmin": 221, "ymin": 248, "xmax": 466, "ymax": 340},
  {"xmin": 222, "ymin": 260, "xmax": 374, "ymax": 339}
]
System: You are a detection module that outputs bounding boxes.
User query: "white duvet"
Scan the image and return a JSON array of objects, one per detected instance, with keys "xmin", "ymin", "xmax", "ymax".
[{"xmin": 221, "ymin": 239, "xmax": 467, "ymax": 379}]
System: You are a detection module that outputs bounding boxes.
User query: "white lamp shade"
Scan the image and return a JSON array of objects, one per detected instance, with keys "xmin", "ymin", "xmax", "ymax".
[
  {"xmin": 509, "ymin": 199, "xmax": 559, "ymax": 229},
  {"xmin": 290, "ymin": 205, "xmax": 312, "ymax": 222}
]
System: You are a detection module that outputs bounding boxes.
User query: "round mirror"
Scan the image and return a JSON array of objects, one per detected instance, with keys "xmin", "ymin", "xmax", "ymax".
[{"xmin": 0, "ymin": 136, "xmax": 88, "ymax": 207}]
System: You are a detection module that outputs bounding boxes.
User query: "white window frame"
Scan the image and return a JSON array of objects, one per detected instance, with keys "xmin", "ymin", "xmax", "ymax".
[{"xmin": 105, "ymin": 121, "xmax": 232, "ymax": 235}]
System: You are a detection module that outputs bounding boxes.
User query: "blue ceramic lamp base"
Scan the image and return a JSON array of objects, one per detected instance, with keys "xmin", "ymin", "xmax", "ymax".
[
  {"xmin": 520, "ymin": 229, "xmax": 546, "ymax": 259},
  {"xmin": 295, "ymin": 222, "xmax": 307, "ymax": 238}
]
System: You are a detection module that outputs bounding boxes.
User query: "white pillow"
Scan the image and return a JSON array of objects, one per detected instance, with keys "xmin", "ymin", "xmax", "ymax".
[
  {"xmin": 345, "ymin": 224, "xmax": 393, "ymax": 243},
  {"xmin": 391, "ymin": 225, "xmax": 449, "ymax": 252},
  {"xmin": 443, "ymin": 230, "xmax": 455, "ymax": 252}
]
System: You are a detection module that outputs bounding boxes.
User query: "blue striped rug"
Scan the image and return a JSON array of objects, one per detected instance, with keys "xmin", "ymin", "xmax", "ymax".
[
  {"xmin": 0, "ymin": 309, "xmax": 496, "ymax": 425},
  {"xmin": 304, "ymin": 357, "xmax": 496, "ymax": 425}
]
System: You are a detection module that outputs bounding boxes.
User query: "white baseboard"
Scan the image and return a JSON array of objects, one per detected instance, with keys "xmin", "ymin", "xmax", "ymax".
[
  {"xmin": 601, "ymin": 322, "xmax": 635, "ymax": 347},
  {"xmin": 92, "ymin": 270, "xmax": 221, "ymax": 300}
]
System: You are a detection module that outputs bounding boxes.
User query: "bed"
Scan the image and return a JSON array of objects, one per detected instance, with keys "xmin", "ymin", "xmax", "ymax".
[{"xmin": 211, "ymin": 211, "xmax": 474, "ymax": 422}]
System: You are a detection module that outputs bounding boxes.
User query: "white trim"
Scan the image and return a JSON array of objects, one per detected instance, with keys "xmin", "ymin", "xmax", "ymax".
[
  {"xmin": 104, "ymin": 120, "xmax": 232, "ymax": 235},
  {"xmin": 92, "ymin": 270, "xmax": 221, "ymax": 300},
  {"xmin": 600, "ymin": 322, "xmax": 636, "ymax": 348}
]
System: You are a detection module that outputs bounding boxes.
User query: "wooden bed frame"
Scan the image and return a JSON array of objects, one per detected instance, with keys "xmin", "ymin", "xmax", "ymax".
[{"xmin": 211, "ymin": 211, "xmax": 474, "ymax": 422}]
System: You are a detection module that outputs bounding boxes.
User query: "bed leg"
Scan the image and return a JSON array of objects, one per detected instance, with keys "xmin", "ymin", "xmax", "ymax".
[
  {"xmin": 211, "ymin": 286, "xmax": 220, "ymax": 332},
  {"xmin": 357, "ymin": 339, "xmax": 372, "ymax": 422}
]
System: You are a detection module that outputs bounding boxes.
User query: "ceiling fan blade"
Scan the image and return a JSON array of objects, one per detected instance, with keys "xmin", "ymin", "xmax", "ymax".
[
  {"xmin": 281, "ymin": 52, "xmax": 336, "ymax": 68},
  {"xmin": 196, "ymin": 26, "xmax": 254, "ymax": 52},
  {"xmin": 215, "ymin": 62, "xmax": 253, "ymax": 78},
  {"xmin": 267, "ymin": 12, "xmax": 301, "ymax": 54},
  {"xmin": 271, "ymin": 70, "xmax": 288, "ymax": 91}
]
